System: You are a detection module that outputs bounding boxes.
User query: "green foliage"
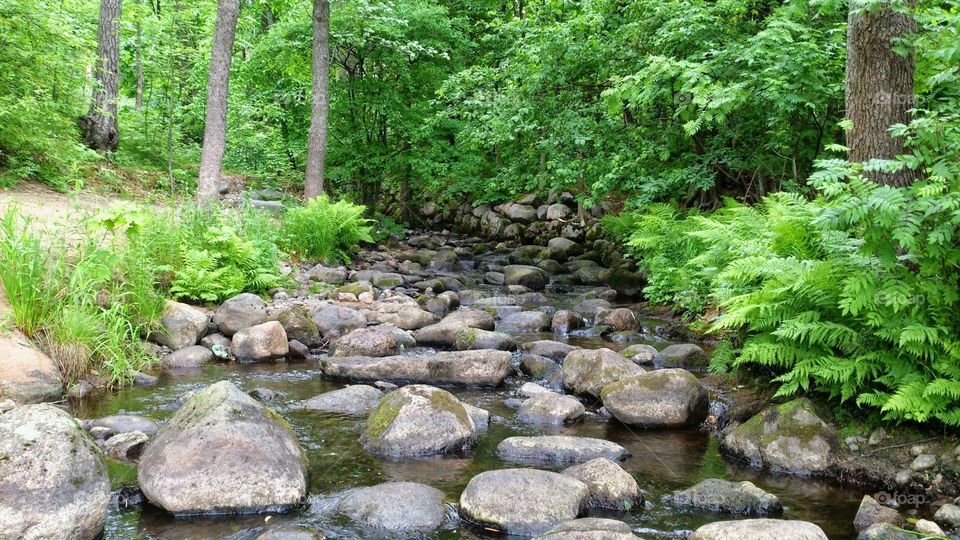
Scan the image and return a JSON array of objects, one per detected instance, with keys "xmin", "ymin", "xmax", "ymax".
[
  {"xmin": 0, "ymin": 206, "xmax": 164, "ymax": 385},
  {"xmin": 279, "ymin": 195, "xmax": 373, "ymax": 263}
]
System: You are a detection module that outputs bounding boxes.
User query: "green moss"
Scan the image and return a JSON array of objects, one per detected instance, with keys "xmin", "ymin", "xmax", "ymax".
[
  {"xmin": 456, "ymin": 328, "xmax": 477, "ymax": 350},
  {"xmin": 427, "ymin": 388, "xmax": 471, "ymax": 427},
  {"xmin": 364, "ymin": 393, "xmax": 404, "ymax": 441}
]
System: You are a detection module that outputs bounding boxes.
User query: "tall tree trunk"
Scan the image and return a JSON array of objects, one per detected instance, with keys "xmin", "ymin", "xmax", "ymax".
[
  {"xmin": 134, "ymin": 0, "xmax": 144, "ymax": 112},
  {"xmin": 304, "ymin": 0, "xmax": 330, "ymax": 200},
  {"xmin": 845, "ymin": 0, "xmax": 918, "ymax": 187},
  {"xmin": 81, "ymin": 0, "xmax": 122, "ymax": 152},
  {"xmin": 196, "ymin": 0, "xmax": 239, "ymax": 201}
]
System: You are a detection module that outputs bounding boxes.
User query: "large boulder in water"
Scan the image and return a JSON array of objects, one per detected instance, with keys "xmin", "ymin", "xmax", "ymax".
[
  {"xmin": 459, "ymin": 468, "xmax": 589, "ymax": 536},
  {"xmin": 321, "ymin": 350, "xmax": 511, "ymax": 387},
  {"xmin": 690, "ymin": 519, "xmax": 828, "ymax": 540},
  {"xmin": 517, "ymin": 392, "xmax": 585, "ymax": 425},
  {"xmin": 213, "ymin": 293, "xmax": 268, "ymax": 336},
  {"xmin": 600, "ymin": 369, "xmax": 709, "ymax": 428},
  {"xmin": 333, "ymin": 327, "xmax": 399, "ymax": 357},
  {"xmin": 562, "ymin": 458, "xmax": 643, "ymax": 511},
  {"xmin": 138, "ymin": 381, "xmax": 308, "ymax": 514},
  {"xmin": 497, "ymin": 435, "xmax": 630, "ymax": 464},
  {"xmin": 361, "ymin": 384, "xmax": 475, "ymax": 457},
  {"xmin": 231, "ymin": 321, "xmax": 289, "ymax": 362},
  {"xmin": 534, "ymin": 518, "xmax": 638, "ymax": 539},
  {"xmin": 301, "ymin": 385, "xmax": 383, "ymax": 415},
  {"xmin": 672, "ymin": 478, "xmax": 782, "ymax": 516},
  {"xmin": 720, "ymin": 398, "xmax": 839, "ymax": 476},
  {"xmin": 562, "ymin": 348, "xmax": 644, "ymax": 398},
  {"xmin": 0, "ymin": 337, "xmax": 63, "ymax": 404},
  {"xmin": 152, "ymin": 300, "xmax": 208, "ymax": 350},
  {"xmin": 0, "ymin": 404, "xmax": 110, "ymax": 539},
  {"xmin": 338, "ymin": 481, "xmax": 446, "ymax": 532},
  {"xmin": 504, "ymin": 265, "xmax": 548, "ymax": 291}
]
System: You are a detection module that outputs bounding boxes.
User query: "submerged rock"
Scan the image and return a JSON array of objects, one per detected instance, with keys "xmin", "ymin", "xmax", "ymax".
[
  {"xmin": 562, "ymin": 348, "xmax": 644, "ymax": 398},
  {"xmin": 690, "ymin": 519, "xmax": 828, "ymax": 540},
  {"xmin": 459, "ymin": 468, "xmax": 589, "ymax": 536},
  {"xmin": 301, "ymin": 385, "xmax": 383, "ymax": 415},
  {"xmin": 361, "ymin": 384, "xmax": 475, "ymax": 457},
  {"xmin": 103, "ymin": 431, "xmax": 149, "ymax": 461},
  {"xmin": 672, "ymin": 478, "xmax": 782, "ymax": 516},
  {"xmin": 562, "ymin": 458, "xmax": 643, "ymax": 511},
  {"xmin": 497, "ymin": 435, "xmax": 630, "ymax": 464},
  {"xmin": 0, "ymin": 404, "xmax": 110, "ymax": 540},
  {"xmin": 858, "ymin": 523, "xmax": 917, "ymax": 540},
  {"xmin": 600, "ymin": 369, "xmax": 709, "ymax": 428},
  {"xmin": 138, "ymin": 381, "xmax": 308, "ymax": 514},
  {"xmin": 534, "ymin": 518, "xmax": 637, "ymax": 539},
  {"xmin": 721, "ymin": 398, "xmax": 839, "ymax": 476},
  {"xmin": 853, "ymin": 495, "xmax": 902, "ymax": 532},
  {"xmin": 338, "ymin": 481, "xmax": 446, "ymax": 532},
  {"xmin": 321, "ymin": 350, "xmax": 511, "ymax": 387},
  {"xmin": 88, "ymin": 414, "xmax": 158, "ymax": 437}
]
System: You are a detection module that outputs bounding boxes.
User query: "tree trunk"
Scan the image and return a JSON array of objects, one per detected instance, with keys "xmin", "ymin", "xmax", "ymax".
[
  {"xmin": 845, "ymin": 0, "xmax": 918, "ymax": 187},
  {"xmin": 81, "ymin": 0, "xmax": 121, "ymax": 152},
  {"xmin": 304, "ymin": 0, "xmax": 330, "ymax": 200},
  {"xmin": 134, "ymin": 0, "xmax": 143, "ymax": 112},
  {"xmin": 196, "ymin": 0, "xmax": 239, "ymax": 201}
]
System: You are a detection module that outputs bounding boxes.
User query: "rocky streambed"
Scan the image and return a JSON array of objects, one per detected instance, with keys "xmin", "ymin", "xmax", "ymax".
[{"xmin": 3, "ymin": 228, "xmax": 957, "ymax": 540}]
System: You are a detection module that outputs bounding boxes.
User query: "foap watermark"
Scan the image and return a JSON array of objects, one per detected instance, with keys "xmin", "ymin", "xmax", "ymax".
[
  {"xmin": 874, "ymin": 490, "xmax": 928, "ymax": 507},
  {"xmin": 674, "ymin": 92, "xmax": 693, "ymax": 106},
  {"xmin": 873, "ymin": 290, "xmax": 927, "ymax": 306}
]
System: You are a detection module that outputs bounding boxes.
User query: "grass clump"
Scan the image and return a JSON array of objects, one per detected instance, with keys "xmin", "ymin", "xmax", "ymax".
[{"xmin": 279, "ymin": 195, "xmax": 373, "ymax": 264}]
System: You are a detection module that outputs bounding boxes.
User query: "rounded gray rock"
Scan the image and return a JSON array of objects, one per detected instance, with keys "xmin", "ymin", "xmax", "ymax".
[
  {"xmin": 517, "ymin": 392, "xmax": 585, "ymax": 425},
  {"xmin": 600, "ymin": 369, "xmax": 709, "ymax": 428},
  {"xmin": 562, "ymin": 458, "xmax": 643, "ymax": 511},
  {"xmin": 690, "ymin": 519, "xmax": 828, "ymax": 540},
  {"xmin": 301, "ymin": 385, "xmax": 383, "ymax": 415},
  {"xmin": 213, "ymin": 293, "xmax": 268, "ymax": 336},
  {"xmin": 497, "ymin": 435, "xmax": 630, "ymax": 464},
  {"xmin": 361, "ymin": 384, "xmax": 475, "ymax": 457},
  {"xmin": 338, "ymin": 481, "xmax": 446, "ymax": 532}
]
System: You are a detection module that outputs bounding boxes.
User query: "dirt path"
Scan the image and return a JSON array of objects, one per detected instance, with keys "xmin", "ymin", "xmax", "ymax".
[{"xmin": 0, "ymin": 182, "xmax": 125, "ymax": 229}]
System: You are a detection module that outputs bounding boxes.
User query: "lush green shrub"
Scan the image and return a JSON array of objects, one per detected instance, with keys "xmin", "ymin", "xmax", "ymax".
[{"xmin": 279, "ymin": 196, "xmax": 373, "ymax": 263}]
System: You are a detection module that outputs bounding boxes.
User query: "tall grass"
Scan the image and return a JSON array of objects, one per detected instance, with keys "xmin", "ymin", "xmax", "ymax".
[
  {"xmin": 0, "ymin": 208, "xmax": 63, "ymax": 336},
  {"xmin": 280, "ymin": 195, "xmax": 373, "ymax": 263}
]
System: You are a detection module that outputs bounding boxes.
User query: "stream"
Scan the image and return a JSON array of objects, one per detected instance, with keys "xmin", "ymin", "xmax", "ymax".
[{"xmin": 71, "ymin": 242, "xmax": 867, "ymax": 540}]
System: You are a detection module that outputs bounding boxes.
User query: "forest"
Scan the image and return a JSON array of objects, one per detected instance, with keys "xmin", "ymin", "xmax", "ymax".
[{"xmin": 4, "ymin": 0, "xmax": 960, "ymax": 538}]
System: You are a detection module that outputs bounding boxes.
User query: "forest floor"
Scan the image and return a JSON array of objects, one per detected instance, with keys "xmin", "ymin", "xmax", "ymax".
[{"xmin": 0, "ymin": 181, "xmax": 123, "ymax": 228}]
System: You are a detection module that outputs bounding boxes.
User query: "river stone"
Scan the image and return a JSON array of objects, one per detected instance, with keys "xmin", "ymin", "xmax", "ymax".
[
  {"xmin": 600, "ymin": 369, "xmax": 708, "ymax": 428},
  {"xmin": 721, "ymin": 398, "xmax": 839, "ymax": 476},
  {"xmin": 372, "ymin": 305, "xmax": 438, "ymax": 330},
  {"xmin": 306, "ymin": 264, "xmax": 347, "ymax": 284},
  {"xmin": 520, "ymin": 381, "xmax": 553, "ymax": 397},
  {"xmin": 504, "ymin": 265, "xmax": 548, "ymax": 291},
  {"xmin": 310, "ymin": 304, "xmax": 367, "ymax": 339},
  {"xmin": 498, "ymin": 310, "xmax": 552, "ymax": 333},
  {"xmin": 552, "ymin": 310, "xmax": 585, "ymax": 335},
  {"xmin": 454, "ymin": 327, "xmax": 516, "ymax": 351},
  {"xmin": 854, "ymin": 495, "xmax": 902, "ymax": 532},
  {"xmin": 0, "ymin": 337, "xmax": 63, "ymax": 404},
  {"xmin": 934, "ymin": 503, "xmax": 960, "ymax": 529},
  {"xmin": 413, "ymin": 321, "xmax": 468, "ymax": 347},
  {"xmin": 517, "ymin": 392, "xmax": 585, "ymax": 425},
  {"xmin": 655, "ymin": 343, "xmax": 709, "ymax": 369},
  {"xmin": 338, "ymin": 481, "xmax": 446, "ymax": 532},
  {"xmin": 88, "ymin": 414, "xmax": 158, "ymax": 437},
  {"xmin": 103, "ymin": 431, "xmax": 149, "ymax": 461},
  {"xmin": 333, "ymin": 327, "xmax": 399, "ymax": 357},
  {"xmin": 464, "ymin": 403, "xmax": 490, "ymax": 430},
  {"xmin": 690, "ymin": 519, "xmax": 828, "ymax": 540},
  {"xmin": 163, "ymin": 345, "xmax": 214, "ymax": 369},
  {"xmin": 459, "ymin": 468, "xmax": 589, "ymax": 536},
  {"xmin": 500, "ymin": 203, "xmax": 538, "ymax": 222},
  {"xmin": 152, "ymin": 300, "xmax": 208, "ymax": 350},
  {"xmin": 534, "ymin": 518, "xmax": 637, "ymax": 539},
  {"xmin": 361, "ymin": 384, "xmax": 475, "ymax": 457},
  {"xmin": 232, "ymin": 321, "xmax": 289, "ymax": 362},
  {"xmin": 621, "ymin": 344, "xmax": 658, "ymax": 365},
  {"xmin": 521, "ymin": 340, "xmax": 579, "ymax": 362},
  {"xmin": 256, "ymin": 527, "xmax": 324, "ymax": 540},
  {"xmin": 673, "ymin": 478, "xmax": 782, "ymax": 516},
  {"xmin": 562, "ymin": 458, "xmax": 642, "ymax": 511},
  {"xmin": 138, "ymin": 381, "xmax": 308, "ymax": 514},
  {"xmin": 442, "ymin": 308, "xmax": 495, "ymax": 330},
  {"xmin": 0, "ymin": 404, "xmax": 110, "ymax": 540},
  {"xmin": 858, "ymin": 523, "xmax": 918, "ymax": 540},
  {"xmin": 563, "ymin": 348, "xmax": 644, "ymax": 398},
  {"xmin": 485, "ymin": 271, "xmax": 506, "ymax": 285},
  {"xmin": 605, "ymin": 268, "xmax": 646, "ymax": 298},
  {"xmin": 598, "ymin": 308, "xmax": 636, "ymax": 332},
  {"xmin": 546, "ymin": 237, "xmax": 584, "ymax": 261},
  {"xmin": 497, "ymin": 435, "xmax": 630, "ymax": 464},
  {"xmin": 213, "ymin": 293, "xmax": 268, "ymax": 336},
  {"xmin": 274, "ymin": 307, "xmax": 321, "ymax": 348},
  {"xmin": 520, "ymin": 354, "xmax": 561, "ymax": 379},
  {"xmin": 322, "ymin": 350, "xmax": 511, "ymax": 386},
  {"xmin": 301, "ymin": 385, "xmax": 383, "ymax": 415}
]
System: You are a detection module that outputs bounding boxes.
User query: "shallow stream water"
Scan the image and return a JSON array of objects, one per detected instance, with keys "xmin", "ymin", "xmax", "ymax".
[{"xmin": 73, "ymin": 265, "xmax": 867, "ymax": 539}]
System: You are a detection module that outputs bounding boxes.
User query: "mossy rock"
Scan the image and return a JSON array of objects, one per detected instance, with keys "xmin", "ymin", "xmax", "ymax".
[{"xmin": 360, "ymin": 384, "xmax": 475, "ymax": 457}]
